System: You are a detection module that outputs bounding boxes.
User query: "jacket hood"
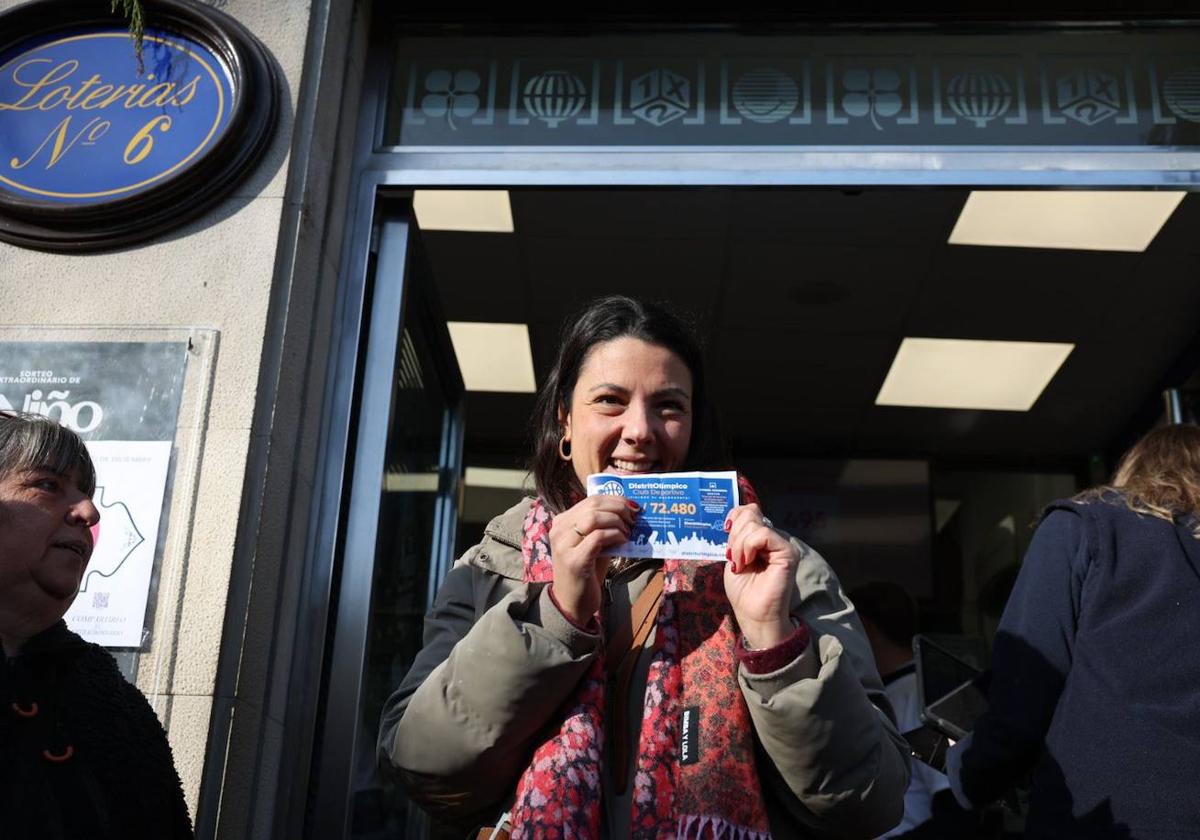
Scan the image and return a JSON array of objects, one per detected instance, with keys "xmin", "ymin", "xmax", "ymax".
[{"xmin": 474, "ymin": 497, "xmax": 535, "ymax": 580}]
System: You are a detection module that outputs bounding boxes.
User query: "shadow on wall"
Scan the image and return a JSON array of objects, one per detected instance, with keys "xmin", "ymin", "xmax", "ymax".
[{"xmin": 153, "ymin": 45, "xmax": 294, "ymax": 248}]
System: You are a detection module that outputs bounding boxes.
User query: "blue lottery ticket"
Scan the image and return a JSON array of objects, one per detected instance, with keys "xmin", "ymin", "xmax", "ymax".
[{"xmin": 585, "ymin": 470, "xmax": 740, "ymax": 560}]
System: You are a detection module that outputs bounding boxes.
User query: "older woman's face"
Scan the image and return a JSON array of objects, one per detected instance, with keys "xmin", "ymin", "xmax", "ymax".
[
  {"xmin": 0, "ymin": 465, "xmax": 99, "ymax": 642},
  {"xmin": 562, "ymin": 337, "xmax": 693, "ymax": 486}
]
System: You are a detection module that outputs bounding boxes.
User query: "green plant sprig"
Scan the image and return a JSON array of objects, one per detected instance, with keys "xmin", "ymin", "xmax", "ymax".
[{"xmin": 111, "ymin": 0, "xmax": 145, "ymax": 75}]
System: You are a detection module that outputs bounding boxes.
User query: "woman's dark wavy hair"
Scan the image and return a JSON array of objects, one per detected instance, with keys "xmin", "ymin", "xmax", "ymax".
[{"xmin": 530, "ymin": 296, "xmax": 723, "ymax": 513}]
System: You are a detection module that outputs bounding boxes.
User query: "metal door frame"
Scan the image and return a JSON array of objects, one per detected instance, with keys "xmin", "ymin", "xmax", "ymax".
[
  {"xmin": 307, "ymin": 202, "xmax": 464, "ymax": 838},
  {"xmin": 287, "ymin": 18, "xmax": 1200, "ymax": 840},
  {"xmin": 308, "ymin": 209, "xmax": 412, "ymax": 840}
]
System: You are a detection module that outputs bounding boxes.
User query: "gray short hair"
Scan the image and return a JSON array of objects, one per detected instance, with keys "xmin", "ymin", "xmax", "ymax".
[{"xmin": 0, "ymin": 411, "xmax": 97, "ymax": 495}]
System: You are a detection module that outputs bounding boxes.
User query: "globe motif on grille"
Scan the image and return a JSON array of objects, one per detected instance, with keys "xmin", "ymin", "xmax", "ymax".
[
  {"xmin": 732, "ymin": 68, "xmax": 800, "ymax": 123},
  {"xmin": 1164, "ymin": 67, "xmax": 1200, "ymax": 123},
  {"xmin": 946, "ymin": 72, "xmax": 1013, "ymax": 128},
  {"xmin": 523, "ymin": 70, "xmax": 588, "ymax": 127}
]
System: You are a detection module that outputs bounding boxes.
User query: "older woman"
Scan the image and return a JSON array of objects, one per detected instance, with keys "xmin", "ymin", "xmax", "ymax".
[
  {"xmin": 947, "ymin": 424, "xmax": 1200, "ymax": 838},
  {"xmin": 0, "ymin": 411, "xmax": 192, "ymax": 840},
  {"xmin": 378, "ymin": 296, "xmax": 909, "ymax": 839}
]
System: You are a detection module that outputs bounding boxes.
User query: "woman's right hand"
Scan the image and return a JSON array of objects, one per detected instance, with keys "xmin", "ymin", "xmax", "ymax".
[{"xmin": 547, "ymin": 495, "xmax": 639, "ymax": 625}]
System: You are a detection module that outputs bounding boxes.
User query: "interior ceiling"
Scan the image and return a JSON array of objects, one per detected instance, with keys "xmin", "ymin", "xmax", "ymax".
[{"xmin": 419, "ymin": 189, "xmax": 1200, "ymax": 469}]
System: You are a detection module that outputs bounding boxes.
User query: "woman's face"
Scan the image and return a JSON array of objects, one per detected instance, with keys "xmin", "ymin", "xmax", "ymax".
[
  {"xmin": 0, "ymin": 464, "xmax": 100, "ymax": 643},
  {"xmin": 562, "ymin": 336, "xmax": 694, "ymax": 486}
]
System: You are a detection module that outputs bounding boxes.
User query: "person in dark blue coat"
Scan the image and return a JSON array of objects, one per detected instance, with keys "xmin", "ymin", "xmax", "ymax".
[{"xmin": 946, "ymin": 423, "xmax": 1200, "ymax": 839}]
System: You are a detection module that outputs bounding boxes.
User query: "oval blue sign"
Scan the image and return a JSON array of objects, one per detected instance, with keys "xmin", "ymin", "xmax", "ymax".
[{"xmin": 0, "ymin": 27, "xmax": 234, "ymax": 204}]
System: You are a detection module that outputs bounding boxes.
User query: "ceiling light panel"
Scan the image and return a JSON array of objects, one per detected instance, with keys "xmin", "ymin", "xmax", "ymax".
[
  {"xmin": 447, "ymin": 322, "xmax": 537, "ymax": 393},
  {"xmin": 413, "ymin": 190, "xmax": 515, "ymax": 233},
  {"xmin": 465, "ymin": 467, "xmax": 534, "ymax": 490},
  {"xmin": 948, "ymin": 190, "xmax": 1185, "ymax": 252},
  {"xmin": 875, "ymin": 337, "xmax": 1074, "ymax": 412}
]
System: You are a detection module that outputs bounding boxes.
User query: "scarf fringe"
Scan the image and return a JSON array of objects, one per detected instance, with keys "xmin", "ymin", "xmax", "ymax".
[{"xmin": 677, "ymin": 814, "xmax": 773, "ymax": 840}]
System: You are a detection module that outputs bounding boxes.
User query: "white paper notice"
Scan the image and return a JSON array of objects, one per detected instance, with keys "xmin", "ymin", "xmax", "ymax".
[{"xmin": 65, "ymin": 440, "xmax": 172, "ymax": 647}]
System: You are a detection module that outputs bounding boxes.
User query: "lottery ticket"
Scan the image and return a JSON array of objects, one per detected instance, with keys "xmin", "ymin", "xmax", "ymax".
[{"xmin": 586, "ymin": 470, "xmax": 740, "ymax": 560}]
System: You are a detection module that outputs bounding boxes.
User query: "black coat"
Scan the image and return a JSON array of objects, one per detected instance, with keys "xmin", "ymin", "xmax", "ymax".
[{"xmin": 1, "ymin": 621, "xmax": 193, "ymax": 840}]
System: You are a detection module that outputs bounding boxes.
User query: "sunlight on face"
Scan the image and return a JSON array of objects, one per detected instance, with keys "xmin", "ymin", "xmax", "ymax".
[
  {"xmin": 0, "ymin": 466, "xmax": 98, "ymax": 640},
  {"xmin": 562, "ymin": 337, "xmax": 694, "ymax": 486}
]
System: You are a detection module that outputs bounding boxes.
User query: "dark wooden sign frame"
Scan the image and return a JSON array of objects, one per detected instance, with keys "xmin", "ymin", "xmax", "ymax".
[{"xmin": 0, "ymin": 0, "xmax": 278, "ymax": 252}]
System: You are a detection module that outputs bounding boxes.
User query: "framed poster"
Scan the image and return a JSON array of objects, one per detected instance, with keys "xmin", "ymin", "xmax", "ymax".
[{"xmin": 0, "ymin": 328, "xmax": 215, "ymax": 648}]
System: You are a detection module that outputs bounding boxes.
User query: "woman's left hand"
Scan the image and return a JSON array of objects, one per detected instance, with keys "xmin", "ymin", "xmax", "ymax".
[{"xmin": 723, "ymin": 503, "xmax": 799, "ymax": 649}]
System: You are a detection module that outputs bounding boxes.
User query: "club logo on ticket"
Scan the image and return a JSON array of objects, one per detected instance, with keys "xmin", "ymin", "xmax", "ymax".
[{"xmin": 586, "ymin": 470, "xmax": 739, "ymax": 560}]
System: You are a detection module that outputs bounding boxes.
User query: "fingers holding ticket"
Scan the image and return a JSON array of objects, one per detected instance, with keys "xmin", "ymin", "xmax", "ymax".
[{"xmin": 586, "ymin": 470, "xmax": 737, "ymax": 560}]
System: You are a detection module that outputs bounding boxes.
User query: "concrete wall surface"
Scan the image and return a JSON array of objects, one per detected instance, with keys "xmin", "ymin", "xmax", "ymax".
[{"xmin": 0, "ymin": 0, "xmax": 315, "ymax": 820}]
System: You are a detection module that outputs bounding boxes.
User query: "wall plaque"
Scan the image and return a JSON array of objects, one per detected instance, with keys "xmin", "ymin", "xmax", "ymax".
[
  {"xmin": 0, "ymin": 327, "xmax": 218, "ymax": 652},
  {"xmin": 0, "ymin": 0, "xmax": 277, "ymax": 251}
]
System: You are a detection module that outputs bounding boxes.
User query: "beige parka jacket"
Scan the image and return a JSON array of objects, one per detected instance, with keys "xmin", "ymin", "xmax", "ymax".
[{"xmin": 378, "ymin": 498, "xmax": 910, "ymax": 838}]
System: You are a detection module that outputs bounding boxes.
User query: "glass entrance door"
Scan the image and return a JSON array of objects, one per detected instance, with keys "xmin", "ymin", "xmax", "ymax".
[{"xmin": 310, "ymin": 203, "xmax": 464, "ymax": 840}]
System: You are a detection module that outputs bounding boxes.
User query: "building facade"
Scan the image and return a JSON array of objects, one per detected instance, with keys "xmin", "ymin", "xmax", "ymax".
[{"xmin": 2, "ymin": 2, "xmax": 1199, "ymax": 839}]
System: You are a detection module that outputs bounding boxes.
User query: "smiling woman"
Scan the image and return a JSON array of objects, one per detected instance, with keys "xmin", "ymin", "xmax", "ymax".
[
  {"xmin": 378, "ymin": 296, "xmax": 912, "ymax": 839},
  {"xmin": 529, "ymin": 296, "xmax": 715, "ymax": 515},
  {"xmin": 0, "ymin": 411, "xmax": 192, "ymax": 840}
]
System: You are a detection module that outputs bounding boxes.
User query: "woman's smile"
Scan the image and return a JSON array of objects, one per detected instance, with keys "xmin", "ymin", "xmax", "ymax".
[{"xmin": 606, "ymin": 457, "xmax": 659, "ymax": 474}]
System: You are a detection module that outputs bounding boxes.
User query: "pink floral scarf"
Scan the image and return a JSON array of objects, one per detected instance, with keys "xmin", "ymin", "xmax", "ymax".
[{"xmin": 508, "ymin": 484, "xmax": 773, "ymax": 840}]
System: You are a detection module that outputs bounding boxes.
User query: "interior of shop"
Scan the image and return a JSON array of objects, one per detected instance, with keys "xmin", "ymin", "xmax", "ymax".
[
  {"xmin": 351, "ymin": 187, "xmax": 1200, "ymax": 838},
  {"xmin": 430, "ymin": 186, "xmax": 1199, "ymax": 618}
]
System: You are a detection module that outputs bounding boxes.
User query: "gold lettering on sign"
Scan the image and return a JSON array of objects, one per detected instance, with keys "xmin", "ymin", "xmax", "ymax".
[
  {"xmin": 0, "ymin": 58, "xmax": 202, "ymax": 114},
  {"xmin": 137, "ymin": 82, "xmax": 175, "ymax": 108},
  {"xmin": 123, "ymin": 115, "xmax": 172, "ymax": 165},
  {"xmin": 63, "ymin": 74, "xmax": 103, "ymax": 108},
  {"xmin": 0, "ymin": 58, "xmax": 78, "ymax": 110},
  {"xmin": 0, "ymin": 51, "xmax": 210, "ymax": 172},
  {"xmin": 78, "ymin": 84, "xmax": 115, "ymax": 109},
  {"xmin": 169, "ymin": 76, "xmax": 199, "ymax": 107},
  {"xmin": 0, "ymin": 34, "xmax": 226, "ymax": 196},
  {"xmin": 9, "ymin": 116, "xmax": 111, "ymax": 169}
]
